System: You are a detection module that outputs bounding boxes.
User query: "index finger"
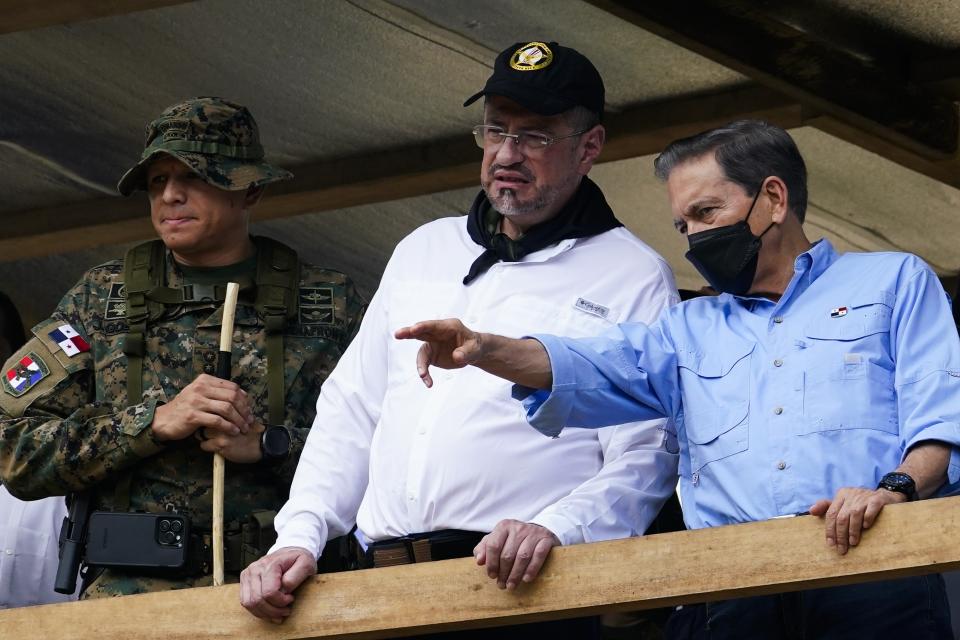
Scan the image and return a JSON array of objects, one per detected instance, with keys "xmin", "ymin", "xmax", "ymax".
[
  {"xmin": 194, "ymin": 373, "xmax": 244, "ymax": 390},
  {"xmin": 522, "ymin": 537, "xmax": 556, "ymax": 583},
  {"xmin": 395, "ymin": 321, "xmax": 439, "ymax": 340}
]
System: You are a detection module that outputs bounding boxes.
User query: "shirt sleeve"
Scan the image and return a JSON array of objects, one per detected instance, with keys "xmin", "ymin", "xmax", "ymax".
[
  {"xmin": 271, "ymin": 277, "xmax": 388, "ymax": 558},
  {"xmin": 516, "ymin": 319, "xmax": 682, "ymax": 439},
  {"xmin": 529, "ymin": 415, "xmax": 678, "ymax": 545},
  {"xmin": 890, "ymin": 262, "xmax": 960, "ymax": 489},
  {"xmin": 0, "ymin": 276, "xmax": 165, "ymax": 500}
]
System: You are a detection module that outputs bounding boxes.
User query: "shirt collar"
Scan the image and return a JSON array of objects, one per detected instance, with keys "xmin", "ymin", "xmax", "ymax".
[
  {"xmin": 727, "ymin": 237, "xmax": 839, "ymax": 310},
  {"xmin": 794, "ymin": 238, "xmax": 838, "ymax": 283},
  {"xmin": 776, "ymin": 237, "xmax": 839, "ymax": 306}
]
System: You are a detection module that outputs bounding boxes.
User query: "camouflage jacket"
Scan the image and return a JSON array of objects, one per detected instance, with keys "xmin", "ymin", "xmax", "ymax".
[{"xmin": 0, "ymin": 249, "xmax": 363, "ymax": 530}]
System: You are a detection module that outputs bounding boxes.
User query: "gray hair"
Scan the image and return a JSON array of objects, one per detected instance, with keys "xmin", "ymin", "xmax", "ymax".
[{"xmin": 653, "ymin": 120, "xmax": 808, "ymax": 222}]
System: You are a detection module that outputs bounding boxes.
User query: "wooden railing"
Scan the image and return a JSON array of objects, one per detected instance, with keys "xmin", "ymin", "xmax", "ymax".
[{"xmin": 1, "ymin": 496, "xmax": 958, "ymax": 639}]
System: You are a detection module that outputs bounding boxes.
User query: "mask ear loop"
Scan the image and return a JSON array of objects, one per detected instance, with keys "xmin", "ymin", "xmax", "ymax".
[{"xmin": 744, "ymin": 177, "xmax": 776, "ymax": 239}]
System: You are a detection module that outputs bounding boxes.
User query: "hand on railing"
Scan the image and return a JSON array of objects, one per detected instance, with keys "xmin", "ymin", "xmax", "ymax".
[
  {"xmin": 474, "ymin": 519, "xmax": 560, "ymax": 591},
  {"xmin": 240, "ymin": 546, "xmax": 316, "ymax": 624}
]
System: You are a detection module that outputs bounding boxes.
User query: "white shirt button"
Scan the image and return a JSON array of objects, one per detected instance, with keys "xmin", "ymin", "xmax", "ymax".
[
  {"xmin": 774, "ymin": 407, "xmax": 784, "ymax": 415},
  {"xmin": 777, "ymin": 461, "xmax": 786, "ymax": 470},
  {"xmin": 773, "ymin": 316, "xmax": 784, "ymax": 324},
  {"xmin": 774, "ymin": 359, "xmax": 783, "ymax": 367}
]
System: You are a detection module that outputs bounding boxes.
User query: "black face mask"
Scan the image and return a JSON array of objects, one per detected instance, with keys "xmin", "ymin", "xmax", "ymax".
[{"xmin": 684, "ymin": 182, "xmax": 775, "ymax": 296}]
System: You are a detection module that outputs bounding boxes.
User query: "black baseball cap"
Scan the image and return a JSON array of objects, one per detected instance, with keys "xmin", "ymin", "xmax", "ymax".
[{"xmin": 464, "ymin": 41, "xmax": 605, "ymax": 118}]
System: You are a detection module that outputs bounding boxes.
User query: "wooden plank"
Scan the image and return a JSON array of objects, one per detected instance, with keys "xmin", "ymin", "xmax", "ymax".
[
  {"xmin": 587, "ymin": 0, "xmax": 958, "ymax": 158},
  {"xmin": 1, "ymin": 496, "xmax": 958, "ymax": 639},
  {"xmin": 0, "ymin": 86, "xmax": 797, "ymax": 262},
  {"xmin": 0, "ymin": 1, "xmax": 193, "ymax": 35}
]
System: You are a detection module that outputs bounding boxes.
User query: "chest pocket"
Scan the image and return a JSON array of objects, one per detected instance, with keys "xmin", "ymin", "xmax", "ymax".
[
  {"xmin": 801, "ymin": 295, "xmax": 898, "ymax": 434},
  {"xmin": 677, "ymin": 340, "xmax": 753, "ymax": 476}
]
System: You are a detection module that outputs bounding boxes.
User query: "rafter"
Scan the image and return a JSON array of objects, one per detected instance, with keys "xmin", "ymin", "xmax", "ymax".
[
  {"xmin": 587, "ymin": 0, "xmax": 959, "ymax": 161},
  {"xmin": 0, "ymin": 85, "xmax": 800, "ymax": 262},
  {"xmin": 0, "ymin": 1, "xmax": 192, "ymax": 35}
]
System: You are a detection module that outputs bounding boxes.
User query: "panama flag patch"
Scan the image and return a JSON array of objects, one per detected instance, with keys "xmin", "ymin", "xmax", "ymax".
[
  {"xmin": 830, "ymin": 306, "xmax": 848, "ymax": 318},
  {"xmin": 3, "ymin": 353, "xmax": 50, "ymax": 397},
  {"xmin": 47, "ymin": 324, "xmax": 90, "ymax": 357}
]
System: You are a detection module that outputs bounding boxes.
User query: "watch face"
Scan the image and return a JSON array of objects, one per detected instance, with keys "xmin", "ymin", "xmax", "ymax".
[
  {"xmin": 262, "ymin": 426, "xmax": 291, "ymax": 459},
  {"xmin": 880, "ymin": 472, "xmax": 917, "ymax": 499}
]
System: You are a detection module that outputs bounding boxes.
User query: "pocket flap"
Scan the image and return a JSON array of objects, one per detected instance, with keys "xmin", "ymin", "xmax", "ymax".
[
  {"xmin": 684, "ymin": 401, "xmax": 749, "ymax": 444},
  {"xmin": 676, "ymin": 341, "xmax": 754, "ymax": 378},
  {"xmin": 805, "ymin": 296, "xmax": 892, "ymax": 341}
]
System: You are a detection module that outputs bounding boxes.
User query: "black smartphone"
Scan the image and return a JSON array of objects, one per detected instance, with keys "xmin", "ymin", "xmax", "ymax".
[{"xmin": 84, "ymin": 512, "xmax": 190, "ymax": 569}]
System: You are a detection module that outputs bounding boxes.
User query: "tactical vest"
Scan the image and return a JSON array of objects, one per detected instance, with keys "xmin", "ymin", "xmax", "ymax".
[{"xmin": 121, "ymin": 235, "xmax": 299, "ymax": 426}]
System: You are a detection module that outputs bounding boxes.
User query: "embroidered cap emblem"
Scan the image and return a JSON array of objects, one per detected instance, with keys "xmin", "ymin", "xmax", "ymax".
[
  {"xmin": 510, "ymin": 42, "xmax": 554, "ymax": 71},
  {"xmin": 830, "ymin": 306, "xmax": 848, "ymax": 318},
  {"xmin": 3, "ymin": 353, "xmax": 50, "ymax": 397}
]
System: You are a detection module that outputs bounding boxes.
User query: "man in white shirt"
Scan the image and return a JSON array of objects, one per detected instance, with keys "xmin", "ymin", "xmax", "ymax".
[
  {"xmin": 0, "ymin": 292, "xmax": 76, "ymax": 608},
  {"xmin": 241, "ymin": 41, "xmax": 680, "ymax": 638},
  {"xmin": 0, "ymin": 485, "xmax": 75, "ymax": 608}
]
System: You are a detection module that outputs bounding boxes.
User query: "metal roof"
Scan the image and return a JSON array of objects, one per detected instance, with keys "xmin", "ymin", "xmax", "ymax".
[{"xmin": 1, "ymin": 0, "xmax": 958, "ymax": 327}]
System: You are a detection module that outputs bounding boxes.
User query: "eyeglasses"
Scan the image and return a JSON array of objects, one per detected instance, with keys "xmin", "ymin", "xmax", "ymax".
[{"xmin": 471, "ymin": 125, "xmax": 589, "ymax": 154}]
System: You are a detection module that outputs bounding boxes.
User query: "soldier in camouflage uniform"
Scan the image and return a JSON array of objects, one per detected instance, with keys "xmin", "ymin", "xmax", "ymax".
[{"xmin": 0, "ymin": 97, "xmax": 364, "ymax": 597}]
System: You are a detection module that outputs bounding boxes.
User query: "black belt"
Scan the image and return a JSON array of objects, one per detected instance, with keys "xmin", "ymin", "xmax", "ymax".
[{"xmin": 364, "ymin": 530, "xmax": 485, "ymax": 569}]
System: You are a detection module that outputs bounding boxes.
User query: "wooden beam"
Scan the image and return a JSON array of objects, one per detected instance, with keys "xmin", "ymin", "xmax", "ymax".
[
  {"xmin": 0, "ymin": 85, "xmax": 798, "ymax": 262},
  {"xmin": 0, "ymin": 1, "xmax": 193, "ymax": 35},
  {"xmin": 587, "ymin": 0, "xmax": 959, "ymax": 159},
  {"xmin": 0, "ymin": 496, "xmax": 957, "ymax": 639}
]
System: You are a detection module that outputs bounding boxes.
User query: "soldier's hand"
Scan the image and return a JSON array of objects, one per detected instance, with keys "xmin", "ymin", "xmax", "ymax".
[
  {"xmin": 240, "ymin": 546, "xmax": 317, "ymax": 624},
  {"xmin": 199, "ymin": 421, "xmax": 265, "ymax": 464},
  {"xmin": 474, "ymin": 519, "xmax": 559, "ymax": 590},
  {"xmin": 394, "ymin": 318, "xmax": 485, "ymax": 388},
  {"xmin": 152, "ymin": 373, "xmax": 254, "ymax": 441}
]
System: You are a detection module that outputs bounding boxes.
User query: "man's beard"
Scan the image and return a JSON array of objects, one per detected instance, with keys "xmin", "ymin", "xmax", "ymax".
[{"xmin": 484, "ymin": 167, "xmax": 578, "ymax": 219}]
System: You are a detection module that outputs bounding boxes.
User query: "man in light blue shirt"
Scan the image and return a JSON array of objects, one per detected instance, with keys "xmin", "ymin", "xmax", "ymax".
[{"xmin": 397, "ymin": 120, "xmax": 958, "ymax": 637}]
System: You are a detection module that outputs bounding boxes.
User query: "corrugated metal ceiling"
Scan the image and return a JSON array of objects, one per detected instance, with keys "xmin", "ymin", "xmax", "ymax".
[{"xmin": 1, "ymin": 0, "xmax": 958, "ymax": 328}]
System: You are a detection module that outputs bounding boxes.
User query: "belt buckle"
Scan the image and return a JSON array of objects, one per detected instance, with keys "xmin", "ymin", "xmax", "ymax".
[
  {"xmin": 371, "ymin": 537, "xmax": 434, "ymax": 568},
  {"xmin": 372, "ymin": 543, "xmax": 411, "ymax": 568},
  {"xmin": 410, "ymin": 538, "xmax": 432, "ymax": 563}
]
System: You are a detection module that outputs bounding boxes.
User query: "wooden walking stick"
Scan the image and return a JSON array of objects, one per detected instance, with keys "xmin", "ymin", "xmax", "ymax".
[{"xmin": 213, "ymin": 281, "xmax": 240, "ymax": 586}]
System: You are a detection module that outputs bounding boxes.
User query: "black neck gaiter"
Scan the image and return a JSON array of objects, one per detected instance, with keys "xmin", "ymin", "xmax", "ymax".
[{"xmin": 463, "ymin": 177, "xmax": 622, "ymax": 285}]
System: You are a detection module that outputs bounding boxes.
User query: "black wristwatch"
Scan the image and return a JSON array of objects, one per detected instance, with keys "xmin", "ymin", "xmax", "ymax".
[
  {"xmin": 260, "ymin": 425, "xmax": 291, "ymax": 465},
  {"xmin": 877, "ymin": 472, "xmax": 918, "ymax": 501}
]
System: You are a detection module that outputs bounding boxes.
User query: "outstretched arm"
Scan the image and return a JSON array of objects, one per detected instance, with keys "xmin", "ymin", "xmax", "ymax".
[{"xmin": 394, "ymin": 318, "xmax": 553, "ymax": 390}]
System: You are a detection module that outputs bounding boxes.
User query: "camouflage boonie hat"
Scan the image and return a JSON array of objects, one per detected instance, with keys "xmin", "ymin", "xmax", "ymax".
[{"xmin": 117, "ymin": 96, "xmax": 293, "ymax": 196}]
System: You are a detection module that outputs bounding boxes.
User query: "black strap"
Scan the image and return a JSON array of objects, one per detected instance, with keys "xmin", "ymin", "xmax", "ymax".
[
  {"xmin": 122, "ymin": 240, "xmax": 166, "ymax": 404},
  {"xmin": 252, "ymin": 237, "xmax": 299, "ymax": 426}
]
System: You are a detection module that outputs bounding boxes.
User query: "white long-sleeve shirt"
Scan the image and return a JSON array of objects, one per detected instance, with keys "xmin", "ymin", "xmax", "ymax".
[
  {"xmin": 274, "ymin": 217, "xmax": 680, "ymax": 556},
  {"xmin": 0, "ymin": 487, "xmax": 76, "ymax": 608}
]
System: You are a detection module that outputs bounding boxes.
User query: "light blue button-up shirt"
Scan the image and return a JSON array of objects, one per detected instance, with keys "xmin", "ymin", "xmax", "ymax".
[{"xmin": 522, "ymin": 240, "xmax": 960, "ymax": 529}]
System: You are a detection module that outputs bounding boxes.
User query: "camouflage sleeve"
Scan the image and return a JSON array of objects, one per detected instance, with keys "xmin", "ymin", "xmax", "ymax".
[
  {"xmin": 0, "ymin": 271, "xmax": 166, "ymax": 499},
  {"xmin": 342, "ymin": 277, "xmax": 367, "ymax": 345},
  {"xmin": 271, "ymin": 269, "xmax": 367, "ymax": 480}
]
